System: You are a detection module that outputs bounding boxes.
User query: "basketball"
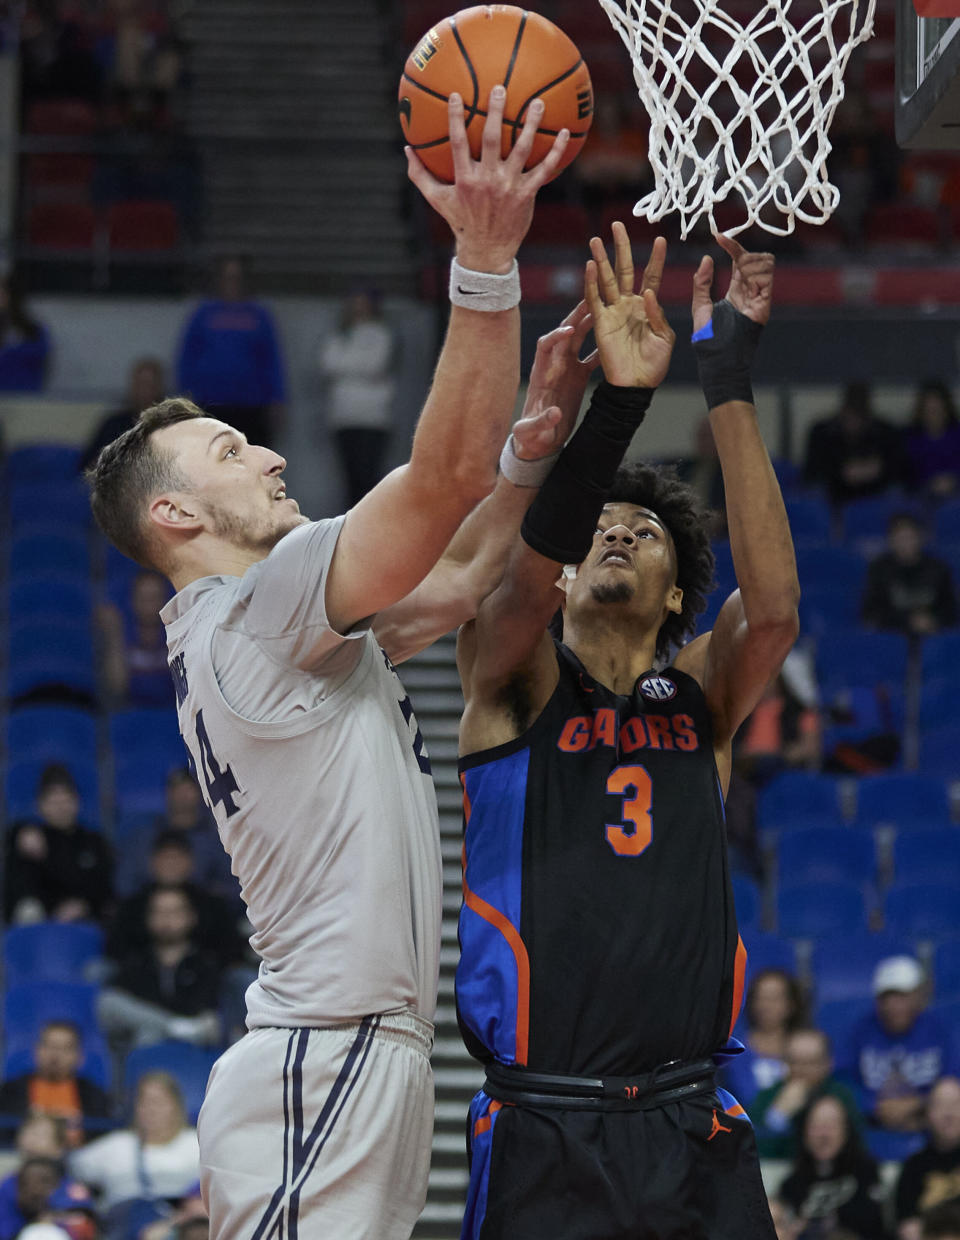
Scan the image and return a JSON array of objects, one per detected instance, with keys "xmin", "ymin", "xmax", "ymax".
[{"xmin": 398, "ymin": 5, "xmax": 594, "ymax": 184}]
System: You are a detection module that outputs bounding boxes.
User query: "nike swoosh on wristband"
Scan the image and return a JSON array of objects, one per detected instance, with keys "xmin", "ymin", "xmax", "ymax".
[{"xmin": 457, "ymin": 285, "xmax": 484, "ymax": 295}]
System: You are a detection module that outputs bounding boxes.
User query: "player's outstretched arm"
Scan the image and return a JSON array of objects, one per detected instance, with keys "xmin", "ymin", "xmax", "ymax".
[
  {"xmin": 324, "ymin": 88, "xmax": 569, "ymax": 636},
  {"xmin": 676, "ymin": 235, "xmax": 799, "ymax": 762},
  {"xmin": 459, "ymin": 226, "xmax": 675, "ymax": 748},
  {"xmin": 374, "ymin": 302, "xmax": 598, "ymax": 663}
]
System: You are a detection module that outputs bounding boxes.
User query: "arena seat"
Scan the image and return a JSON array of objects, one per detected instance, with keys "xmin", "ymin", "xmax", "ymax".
[
  {"xmin": 892, "ymin": 829, "xmax": 960, "ymax": 886},
  {"xmin": 853, "ymin": 773, "xmax": 953, "ymax": 831},
  {"xmin": 814, "ymin": 629, "xmax": 910, "ymax": 699},
  {"xmin": 932, "ymin": 939, "xmax": 960, "ymax": 1000},
  {"xmin": 932, "ymin": 499, "xmax": 960, "ymax": 543},
  {"xmin": 9, "ymin": 528, "xmax": 91, "ymax": 582},
  {"xmin": 793, "ymin": 546, "xmax": 868, "ymax": 600},
  {"xmin": 9, "ymin": 576, "xmax": 93, "ymax": 627},
  {"xmin": 110, "ymin": 709, "xmax": 189, "ymax": 816},
  {"xmin": 810, "ymin": 934, "xmax": 914, "ymax": 1005},
  {"xmin": 4, "ymin": 922, "xmax": 104, "ymax": 988},
  {"xmin": 7, "ymin": 705, "xmax": 98, "ymax": 765},
  {"xmin": 26, "ymin": 203, "xmax": 97, "ymax": 251},
  {"xmin": 25, "ymin": 99, "xmax": 98, "ymax": 134},
  {"xmin": 777, "ymin": 879, "xmax": 869, "ymax": 939},
  {"xmin": 3, "ymin": 982, "xmax": 101, "ymax": 1055},
  {"xmin": 840, "ymin": 493, "xmax": 924, "ymax": 553},
  {"xmin": 775, "ymin": 826, "xmax": 877, "ymax": 887},
  {"xmin": 7, "ymin": 620, "xmax": 97, "ymax": 703},
  {"xmin": 757, "ymin": 771, "xmax": 846, "ymax": 833},
  {"xmin": 9, "ymin": 478, "xmax": 92, "ymax": 529},
  {"xmin": 6, "ymin": 757, "xmax": 100, "ymax": 822},
  {"xmin": 732, "ymin": 875, "xmax": 762, "ymax": 933},
  {"xmin": 739, "ymin": 932, "xmax": 797, "ymax": 980},
  {"xmin": 106, "ymin": 200, "xmax": 180, "ymax": 252},
  {"xmin": 124, "ymin": 1041, "xmax": 219, "ymax": 1124},
  {"xmin": 917, "ymin": 724, "xmax": 960, "ymax": 778},
  {"xmin": 3, "ymin": 443, "xmax": 83, "ymax": 481},
  {"xmin": 917, "ymin": 674, "xmax": 960, "ymax": 732},
  {"xmin": 920, "ymin": 630, "xmax": 960, "ymax": 683},
  {"xmin": 814, "ymin": 995, "xmax": 869, "ymax": 1052},
  {"xmin": 784, "ymin": 495, "xmax": 832, "ymax": 545},
  {"xmin": 884, "ymin": 883, "xmax": 960, "ymax": 939},
  {"xmin": 798, "ymin": 583, "xmax": 862, "ymax": 640}
]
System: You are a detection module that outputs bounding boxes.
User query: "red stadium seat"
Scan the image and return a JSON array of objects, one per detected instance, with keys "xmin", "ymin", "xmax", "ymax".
[
  {"xmin": 864, "ymin": 203, "xmax": 942, "ymax": 248},
  {"xmin": 25, "ymin": 98, "xmax": 98, "ymax": 135},
  {"xmin": 106, "ymin": 200, "xmax": 180, "ymax": 251},
  {"xmin": 27, "ymin": 202, "xmax": 96, "ymax": 250},
  {"xmin": 25, "ymin": 153, "xmax": 95, "ymax": 187},
  {"xmin": 523, "ymin": 202, "xmax": 591, "ymax": 247}
]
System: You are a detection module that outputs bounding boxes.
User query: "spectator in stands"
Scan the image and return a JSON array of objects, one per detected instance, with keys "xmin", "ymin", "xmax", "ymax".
[
  {"xmin": 778, "ymin": 1094, "xmax": 888, "ymax": 1240},
  {"xmin": 3, "ymin": 764, "xmax": 113, "ymax": 926},
  {"xmin": 904, "ymin": 380, "xmax": 960, "ymax": 501},
  {"xmin": 97, "ymin": 886, "xmax": 222, "ymax": 1052},
  {"xmin": 827, "ymin": 88, "xmax": 900, "ymax": 247},
  {"xmin": 723, "ymin": 968, "xmax": 809, "ymax": 1108},
  {"xmin": 114, "ymin": 768, "xmax": 235, "ymax": 904},
  {"xmin": 0, "ymin": 1159, "xmax": 66, "ymax": 1240},
  {"xmin": 96, "ymin": 0, "xmax": 183, "ymax": 130},
  {"xmin": 571, "ymin": 95, "xmax": 650, "ymax": 216},
  {"xmin": 860, "ymin": 511, "xmax": 957, "ymax": 638},
  {"xmin": 0, "ymin": 1022, "xmax": 112, "ymax": 1148},
  {"xmin": 16, "ymin": 1115, "xmax": 67, "ymax": 1161},
  {"xmin": 736, "ymin": 647, "xmax": 822, "ymax": 787},
  {"xmin": 896, "ymin": 1077, "xmax": 960, "ymax": 1240},
  {"xmin": 139, "ymin": 1183, "xmax": 205, "ymax": 1240},
  {"xmin": 175, "ymin": 255, "xmax": 286, "ymax": 450},
  {"xmin": 318, "ymin": 288, "xmax": 397, "ymax": 508},
  {"xmin": 750, "ymin": 1028, "xmax": 862, "ymax": 1159},
  {"xmin": 839, "ymin": 957, "xmax": 956, "ymax": 1157},
  {"xmin": 108, "ymin": 832, "xmax": 244, "ymax": 969},
  {"xmin": 0, "ymin": 269, "xmax": 50, "ymax": 393},
  {"xmin": 923, "ymin": 1202, "xmax": 960, "ymax": 1240},
  {"xmin": 69, "ymin": 1073, "xmax": 199, "ymax": 1217},
  {"xmin": 96, "ymin": 569, "xmax": 173, "ymax": 708},
  {"xmin": 19, "ymin": 4, "xmax": 103, "ymax": 104},
  {"xmin": 803, "ymin": 381, "xmax": 903, "ymax": 504},
  {"xmin": 768, "ymin": 1197, "xmax": 803, "ymax": 1240},
  {"xmin": 80, "ymin": 358, "xmax": 166, "ymax": 472}
]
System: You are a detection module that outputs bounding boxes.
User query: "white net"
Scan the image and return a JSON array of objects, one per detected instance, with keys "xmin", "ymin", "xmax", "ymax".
[{"xmin": 597, "ymin": 0, "xmax": 877, "ymax": 237}]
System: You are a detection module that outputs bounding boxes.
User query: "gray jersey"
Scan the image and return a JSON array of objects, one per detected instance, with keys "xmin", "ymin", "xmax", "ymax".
[{"xmin": 161, "ymin": 518, "xmax": 442, "ymax": 1028}]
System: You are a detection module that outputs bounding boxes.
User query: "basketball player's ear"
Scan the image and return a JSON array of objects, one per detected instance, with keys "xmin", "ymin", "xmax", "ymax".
[
  {"xmin": 149, "ymin": 492, "xmax": 202, "ymax": 533},
  {"xmin": 666, "ymin": 583, "xmax": 683, "ymax": 615}
]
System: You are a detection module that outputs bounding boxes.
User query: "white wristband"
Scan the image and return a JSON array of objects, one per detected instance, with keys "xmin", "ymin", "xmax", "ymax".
[
  {"xmin": 450, "ymin": 257, "xmax": 521, "ymax": 311},
  {"xmin": 498, "ymin": 434, "xmax": 559, "ymax": 487}
]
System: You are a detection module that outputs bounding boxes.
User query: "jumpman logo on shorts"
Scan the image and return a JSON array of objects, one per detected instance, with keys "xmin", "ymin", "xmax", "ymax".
[{"xmin": 707, "ymin": 1109, "xmax": 732, "ymax": 1141}]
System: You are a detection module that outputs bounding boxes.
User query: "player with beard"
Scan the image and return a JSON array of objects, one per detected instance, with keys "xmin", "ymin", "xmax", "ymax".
[
  {"xmin": 454, "ymin": 225, "xmax": 799, "ymax": 1240},
  {"xmin": 86, "ymin": 90, "xmax": 581, "ymax": 1240}
]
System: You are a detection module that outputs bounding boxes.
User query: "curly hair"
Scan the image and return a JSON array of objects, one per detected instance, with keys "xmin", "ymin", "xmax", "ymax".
[{"xmin": 605, "ymin": 461, "xmax": 716, "ymax": 662}]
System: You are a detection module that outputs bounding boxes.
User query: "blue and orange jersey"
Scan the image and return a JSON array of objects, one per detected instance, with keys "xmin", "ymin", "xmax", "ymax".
[{"xmin": 456, "ymin": 640, "xmax": 746, "ymax": 1076}]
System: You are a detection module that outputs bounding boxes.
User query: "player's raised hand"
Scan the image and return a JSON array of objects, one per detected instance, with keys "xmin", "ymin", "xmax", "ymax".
[
  {"xmin": 514, "ymin": 300, "xmax": 598, "ymax": 459},
  {"xmin": 405, "ymin": 85, "xmax": 570, "ymax": 272},
  {"xmin": 692, "ymin": 235, "xmax": 775, "ymax": 332},
  {"xmin": 584, "ymin": 224, "xmax": 674, "ymax": 389}
]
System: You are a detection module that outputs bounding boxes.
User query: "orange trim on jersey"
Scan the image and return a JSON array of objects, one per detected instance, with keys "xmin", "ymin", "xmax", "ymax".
[
  {"xmin": 729, "ymin": 934, "xmax": 747, "ymax": 1039},
  {"xmin": 460, "ymin": 774, "xmax": 531, "ymax": 1066},
  {"xmin": 724, "ymin": 1102, "xmax": 746, "ymax": 1118},
  {"xmin": 473, "ymin": 1099, "xmax": 503, "ymax": 1138}
]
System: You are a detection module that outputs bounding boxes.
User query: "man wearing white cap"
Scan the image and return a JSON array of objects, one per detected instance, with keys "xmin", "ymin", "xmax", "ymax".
[{"xmin": 838, "ymin": 956, "xmax": 958, "ymax": 1159}]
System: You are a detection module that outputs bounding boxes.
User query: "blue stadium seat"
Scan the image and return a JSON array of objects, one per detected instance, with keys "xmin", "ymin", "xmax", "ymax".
[
  {"xmin": 740, "ymin": 932, "xmax": 797, "ymax": 981},
  {"xmin": 921, "ymin": 631, "xmax": 960, "ymax": 683},
  {"xmin": 934, "ymin": 498, "xmax": 960, "ymax": 544},
  {"xmin": 785, "ymin": 496, "xmax": 832, "ymax": 545},
  {"xmin": 884, "ymin": 883, "xmax": 960, "ymax": 939},
  {"xmin": 775, "ymin": 826, "xmax": 877, "ymax": 886},
  {"xmin": 758, "ymin": 772, "xmax": 846, "ymax": 832},
  {"xmin": 9, "ymin": 528, "xmax": 90, "ymax": 582},
  {"xmin": 918, "ymin": 675, "xmax": 960, "ymax": 731},
  {"xmin": 6, "ymin": 757, "xmax": 100, "ymax": 822},
  {"xmin": 854, "ymin": 774, "xmax": 953, "ymax": 831},
  {"xmin": 3, "ymin": 442, "xmax": 82, "ymax": 481},
  {"xmin": 4, "ymin": 922, "xmax": 104, "ymax": 987},
  {"xmin": 110, "ymin": 709, "xmax": 187, "ymax": 817},
  {"xmin": 814, "ymin": 996, "xmax": 870, "ymax": 1052},
  {"xmin": 7, "ymin": 620, "xmax": 96, "ymax": 700},
  {"xmin": 732, "ymin": 875, "xmax": 762, "ymax": 933},
  {"xmin": 777, "ymin": 880, "xmax": 869, "ymax": 938},
  {"xmin": 3, "ymin": 982, "xmax": 100, "ymax": 1056},
  {"xmin": 9, "ymin": 479, "xmax": 91, "ymax": 529},
  {"xmin": 7, "ymin": 705, "xmax": 98, "ymax": 766},
  {"xmin": 798, "ymin": 584, "xmax": 862, "ymax": 641},
  {"xmin": 9, "ymin": 576, "xmax": 93, "ymax": 626},
  {"xmin": 917, "ymin": 725, "xmax": 960, "ymax": 779},
  {"xmin": 815, "ymin": 630, "xmax": 910, "ymax": 698},
  {"xmin": 932, "ymin": 938, "xmax": 960, "ymax": 1000},
  {"xmin": 810, "ymin": 934, "xmax": 914, "ymax": 1005},
  {"xmin": 124, "ymin": 1041, "xmax": 219, "ymax": 1124},
  {"xmin": 893, "ymin": 829, "xmax": 960, "ymax": 886},
  {"xmin": 103, "ymin": 541, "xmax": 142, "ymax": 607},
  {"xmin": 841, "ymin": 493, "xmax": 924, "ymax": 553},
  {"xmin": 794, "ymin": 546, "xmax": 867, "ymax": 597}
]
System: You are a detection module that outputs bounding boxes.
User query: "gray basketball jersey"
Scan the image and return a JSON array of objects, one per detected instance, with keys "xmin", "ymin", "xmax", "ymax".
[{"xmin": 160, "ymin": 518, "xmax": 442, "ymax": 1028}]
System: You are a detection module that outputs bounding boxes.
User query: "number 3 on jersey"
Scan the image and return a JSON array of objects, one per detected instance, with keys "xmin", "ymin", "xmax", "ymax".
[
  {"xmin": 194, "ymin": 709, "xmax": 241, "ymax": 818},
  {"xmin": 605, "ymin": 764, "xmax": 653, "ymax": 857}
]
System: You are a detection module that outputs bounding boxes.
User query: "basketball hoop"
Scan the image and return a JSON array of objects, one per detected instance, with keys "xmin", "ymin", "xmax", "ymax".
[{"xmin": 597, "ymin": 0, "xmax": 877, "ymax": 237}]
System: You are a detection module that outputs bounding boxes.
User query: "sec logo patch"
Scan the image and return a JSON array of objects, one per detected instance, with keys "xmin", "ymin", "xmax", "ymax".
[{"xmin": 639, "ymin": 676, "xmax": 677, "ymax": 701}]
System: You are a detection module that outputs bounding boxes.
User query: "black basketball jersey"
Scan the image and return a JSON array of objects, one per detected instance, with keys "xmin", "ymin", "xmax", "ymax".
[{"xmin": 456, "ymin": 640, "xmax": 746, "ymax": 1076}]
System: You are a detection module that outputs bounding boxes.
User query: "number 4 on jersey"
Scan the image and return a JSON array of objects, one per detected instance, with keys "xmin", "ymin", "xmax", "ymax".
[{"xmin": 194, "ymin": 709, "xmax": 241, "ymax": 817}]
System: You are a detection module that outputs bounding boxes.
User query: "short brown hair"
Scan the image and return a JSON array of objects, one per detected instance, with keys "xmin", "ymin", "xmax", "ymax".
[{"xmin": 86, "ymin": 398, "xmax": 205, "ymax": 569}]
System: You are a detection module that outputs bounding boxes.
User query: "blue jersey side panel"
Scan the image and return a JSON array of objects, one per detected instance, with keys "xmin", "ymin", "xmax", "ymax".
[{"xmin": 457, "ymin": 748, "xmax": 530, "ymax": 1064}]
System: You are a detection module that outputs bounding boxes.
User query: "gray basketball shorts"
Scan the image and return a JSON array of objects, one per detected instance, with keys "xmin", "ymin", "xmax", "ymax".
[{"xmin": 198, "ymin": 1012, "xmax": 435, "ymax": 1240}]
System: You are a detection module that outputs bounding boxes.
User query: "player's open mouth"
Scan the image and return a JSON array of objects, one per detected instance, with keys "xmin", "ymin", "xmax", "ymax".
[{"xmin": 600, "ymin": 549, "xmax": 631, "ymax": 566}]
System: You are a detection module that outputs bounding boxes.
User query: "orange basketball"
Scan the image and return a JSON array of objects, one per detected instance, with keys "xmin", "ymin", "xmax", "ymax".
[{"xmin": 398, "ymin": 5, "xmax": 594, "ymax": 184}]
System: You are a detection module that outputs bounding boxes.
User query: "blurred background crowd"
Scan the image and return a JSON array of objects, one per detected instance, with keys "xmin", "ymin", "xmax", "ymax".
[{"xmin": 1, "ymin": 1, "xmax": 960, "ymax": 1239}]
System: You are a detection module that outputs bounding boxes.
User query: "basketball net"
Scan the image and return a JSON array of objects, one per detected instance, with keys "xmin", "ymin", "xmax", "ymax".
[{"xmin": 597, "ymin": 0, "xmax": 877, "ymax": 237}]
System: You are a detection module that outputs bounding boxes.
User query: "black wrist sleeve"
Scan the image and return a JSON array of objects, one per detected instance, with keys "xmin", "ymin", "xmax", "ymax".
[
  {"xmin": 692, "ymin": 298, "xmax": 763, "ymax": 410},
  {"xmin": 520, "ymin": 380, "xmax": 653, "ymax": 564}
]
